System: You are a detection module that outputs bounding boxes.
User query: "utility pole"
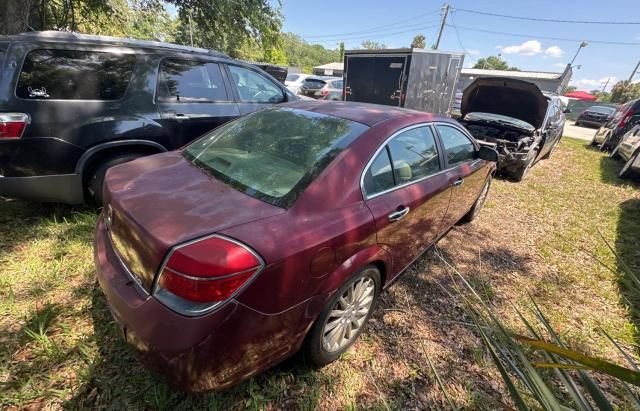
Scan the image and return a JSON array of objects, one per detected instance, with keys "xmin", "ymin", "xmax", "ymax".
[
  {"xmin": 601, "ymin": 77, "xmax": 611, "ymax": 93},
  {"xmin": 432, "ymin": 4, "xmax": 450, "ymax": 50},
  {"xmin": 628, "ymin": 59, "xmax": 640, "ymax": 83},
  {"xmin": 188, "ymin": 10, "xmax": 194, "ymax": 47}
]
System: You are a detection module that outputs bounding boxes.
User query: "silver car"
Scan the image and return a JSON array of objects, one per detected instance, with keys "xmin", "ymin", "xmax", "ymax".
[{"xmin": 610, "ymin": 124, "xmax": 640, "ymax": 179}]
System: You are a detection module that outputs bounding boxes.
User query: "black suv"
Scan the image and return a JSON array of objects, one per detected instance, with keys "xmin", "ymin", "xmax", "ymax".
[{"xmin": 0, "ymin": 31, "xmax": 296, "ymax": 203}]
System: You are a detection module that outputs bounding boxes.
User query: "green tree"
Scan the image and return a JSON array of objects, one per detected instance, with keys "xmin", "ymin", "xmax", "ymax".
[
  {"xmin": 168, "ymin": 0, "xmax": 282, "ymax": 58},
  {"xmin": 361, "ymin": 40, "xmax": 387, "ymax": 50},
  {"xmin": 564, "ymin": 85, "xmax": 578, "ymax": 94},
  {"xmin": 280, "ymin": 32, "xmax": 339, "ymax": 72},
  {"xmin": 472, "ymin": 55, "xmax": 519, "ymax": 71},
  {"xmin": 411, "ymin": 34, "xmax": 426, "ymax": 49},
  {"xmin": 609, "ymin": 80, "xmax": 640, "ymax": 103},
  {"xmin": 338, "ymin": 42, "xmax": 345, "ymax": 62}
]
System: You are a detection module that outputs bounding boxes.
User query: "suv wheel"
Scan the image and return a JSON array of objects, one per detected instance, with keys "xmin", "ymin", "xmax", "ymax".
[
  {"xmin": 87, "ymin": 153, "xmax": 144, "ymax": 205},
  {"xmin": 303, "ymin": 265, "xmax": 380, "ymax": 366},
  {"xmin": 609, "ymin": 145, "xmax": 621, "ymax": 160},
  {"xmin": 619, "ymin": 151, "xmax": 639, "ymax": 179}
]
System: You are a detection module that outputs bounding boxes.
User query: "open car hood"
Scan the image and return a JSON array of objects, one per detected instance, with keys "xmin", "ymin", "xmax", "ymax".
[{"xmin": 461, "ymin": 77, "xmax": 548, "ymax": 130}]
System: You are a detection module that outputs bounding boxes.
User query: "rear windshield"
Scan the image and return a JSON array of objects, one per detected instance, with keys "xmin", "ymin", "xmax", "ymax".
[
  {"xmin": 303, "ymin": 79, "xmax": 326, "ymax": 88},
  {"xmin": 588, "ymin": 106, "xmax": 615, "ymax": 114},
  {"xmin": 16, "ymin": 49, "xmax": 136, "ymax": 100},
  {"xmin": 183, "ymin": 108, "xmax": 368, "ymax": 208},
  {"xmin": 286, "ymin": 74, "xmax": 300, "ymax": 82}
]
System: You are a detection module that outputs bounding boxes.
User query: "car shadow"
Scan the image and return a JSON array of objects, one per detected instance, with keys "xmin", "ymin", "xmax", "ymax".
[
  {"xmin": 599, "ymin": 155, "xmax": 640, "ymax": 188},
  {"xmin": 614, "ymin": 199, "xmax": 640, "ymax": 345}
]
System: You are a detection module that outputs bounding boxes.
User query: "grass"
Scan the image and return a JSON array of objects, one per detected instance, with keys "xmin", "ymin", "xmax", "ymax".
[{"xmin": 1, "ymin": 137, "xmax": 639, "ymax": 409}]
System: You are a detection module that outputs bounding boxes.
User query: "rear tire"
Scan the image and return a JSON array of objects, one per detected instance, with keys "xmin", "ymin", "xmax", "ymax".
[
  {"xmin": 303, "ymin": 266, "xmax": 381, "ymax": 367},
  {"xmin": 619, "ymin": 151, "xmax": 639, "ymax": 179},
  {"xmin": 86, "ymin": 153, "xmax": 144, "ymax": 205},
  {"xmin": 609, "ymin": 145, "xmax": 621, "ymax": 160},
  {"xmin": 460, "ymin": 176, "xmax": 492, "ymax": 223}
]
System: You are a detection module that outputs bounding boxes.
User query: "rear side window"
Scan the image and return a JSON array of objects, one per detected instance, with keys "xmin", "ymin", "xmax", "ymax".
[
  {"xmin": 363, "ymin": 149, "xmax": 395, "ymax": 195},
  {"xmin": 387, "ymin": 126, "xmax": 440, "ymax": 184},
  {"xmin": 228, "ymin": 65, "xmax": 284, "ymax": 103},
  {"xmin": 16, "ymin": 49, "xmax": 135, "ymax": 100},
  {"xmin": 437, "ymin": 125, "xmax": 476, "ymax": 167},
  {"xmin": 157, "ymin": 59, "xmax": 228, "ymax": 102}
]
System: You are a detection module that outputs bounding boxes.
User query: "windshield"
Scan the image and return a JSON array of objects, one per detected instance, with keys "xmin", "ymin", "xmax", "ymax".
[
  {"xmin": 588, "ymin": 106, "xmax": 615, "ymax": 115},
  {"xmin": 183, "ymin": 108, "xmax": 368, "ymax": 208},
  {"xmin": 285, "ymin": 74, "xmax": 300, "ymax": 82}
]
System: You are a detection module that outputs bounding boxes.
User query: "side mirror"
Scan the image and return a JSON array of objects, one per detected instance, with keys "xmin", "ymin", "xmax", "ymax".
[
  {"xmin": 563, "ymin": 107, "xmax": 572, "ymax": 114},
  {"xmin": 477, "ymin": 145, "xmax": 499, "ymax": 162}
]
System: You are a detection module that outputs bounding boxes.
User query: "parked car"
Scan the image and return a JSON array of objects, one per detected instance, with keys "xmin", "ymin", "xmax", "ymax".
[
  {"xmin": 95, "ymin": 101, "xmax": 498, "ymax": 392},
  {"xmin": 284, "ymin": 73, "xmax": 311, "ymax": 94},
  {"xmin": 610, "ymin": 124, "xmax": 640, "ymax": 179},
  {"xmin": 299, "ymin": 76, "xmax": 343, "ymax": 100},
  {"xmin": 591, "ymin": 98, "xmax": 640, "ymax": 151},
  {"xmin": 450, "ymin": 90, "xmax": 463, "ymax": 117},
  {"xmin": 458, "ymin": 77, "xmax": 566, "ymax": 181},
  {"xmin": 0, "ymin": 31, "xmax": 296, "ymax": 204},
  {"xmin": 575, "ymin": 105, "xmax": 616, "ymax": 128}
]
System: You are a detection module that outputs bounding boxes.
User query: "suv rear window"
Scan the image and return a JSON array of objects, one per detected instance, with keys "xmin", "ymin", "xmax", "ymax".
[
  {"xmin": 183, "ymin": 107, "xmax": 368, "ymax": 207},
  {"xmin": 303, "ymin": 79, "xmax": 326, "ymax": 88},
  {"xmin": 16, "ymin": 49, "xmax": 136, "ymax": 100}
]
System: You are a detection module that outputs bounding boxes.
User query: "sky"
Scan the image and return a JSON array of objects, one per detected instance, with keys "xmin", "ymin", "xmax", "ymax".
[{"xmin": 279, "ymin": 0, "xmax": 640, "ymax": 92}]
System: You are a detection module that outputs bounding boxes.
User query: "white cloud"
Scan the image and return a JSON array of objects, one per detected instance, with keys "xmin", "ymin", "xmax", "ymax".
[
  {"xmin": 553, "ymin": 63, "xmax": 567, "ymax": 68},
  {"xmin": 467, "ymin": 49, "xmax": 480, "ymax": 56},
  {"xmin": 545, "ymin": 46, "xmax": 565, "ymax": 58},
  {"xmin": 501, "ymin": 40, "xmax": 542, "ymax": 56},
  {"xmin": 570, "ymin": 77, "xmax": 617, "ymax": 91}
]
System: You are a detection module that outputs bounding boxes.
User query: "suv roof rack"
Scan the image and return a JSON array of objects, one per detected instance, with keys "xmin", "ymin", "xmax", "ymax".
[{"xmin": 12, "ymin": 31, "xmax": 230, "ymax": 58}]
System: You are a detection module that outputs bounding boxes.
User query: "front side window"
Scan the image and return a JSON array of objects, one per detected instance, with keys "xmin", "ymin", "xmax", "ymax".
[
  {"xmin": 184, "ymin": 108, "xmax": 368, "ymax": 207},
  {"xmin": 16, "ymin": 49, "xmax": 136, "ymax": 100},
  {"xmin": 228, "ymin": 65, "xmax": 284, "ymax": 103},
  {"xmin": 387, "ymin": 126, "xmax": 440, "ymax": 184},
  {"xmin": 157, "ymin": 59, "xmax": 228, "ymax": 102},
  {"xmin": 437, "ymin": 125, "xmax": 475, "ymax": 167}
]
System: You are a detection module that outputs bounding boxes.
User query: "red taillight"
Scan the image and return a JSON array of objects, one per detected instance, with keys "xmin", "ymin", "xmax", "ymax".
[
  {"xmin": 321, "ymin": 88, "xmax": 329, "ymax": 96},
  {"xmin": 0, "ymin": 113, "xmax": 30, "ymax": 139},
  {"xmin": 619, "ymin": 109, "xmax": 635, "ymax": 129},
  {"xmin": 154, "ymin": 235, "xmax": 263, "ymax": 316}
]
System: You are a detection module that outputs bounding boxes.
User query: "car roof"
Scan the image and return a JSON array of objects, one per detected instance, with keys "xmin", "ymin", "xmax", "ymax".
[
  {"xmin": 2, "ymin": 31, "xmax": 230, "ymax": 59},
  {"xmin": 281, "ymin": 101, "xmax": 445, "ymax": 126}
]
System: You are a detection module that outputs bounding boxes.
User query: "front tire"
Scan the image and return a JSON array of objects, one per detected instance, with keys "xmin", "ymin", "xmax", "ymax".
[
  {"xmin": 460, "ymin": 176, "xmax": 492, "ymax": 223},
  {"xmin": 609, "ymin": 145, "xmax": 621, "ymax": 160},
  {"xmin": 303, "ymin": 266, "xmax": 380, "ymax": 366},
  {"xmin": 619, "ymin": 151, "xmax": 639, "ymax": 179},
  {"xmin": 510, "ymin": 148, "xmax": 538, "ymax": 182}
]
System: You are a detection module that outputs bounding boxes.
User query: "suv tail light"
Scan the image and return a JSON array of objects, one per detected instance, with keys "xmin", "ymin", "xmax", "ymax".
[
  {"xmin": 619, "ymin": 109, "xmax": 635, "ymax": 129},
  {"xmin": 0, "ymin": 113, "xmax": 30, "ymax": 139},
  {"xmin": 321, "ymin": 88, "xmax": 329, "ymax": 97},
  {"xmin": 153, "ymin": 235, "xmax": 264, "ymax": 316}
]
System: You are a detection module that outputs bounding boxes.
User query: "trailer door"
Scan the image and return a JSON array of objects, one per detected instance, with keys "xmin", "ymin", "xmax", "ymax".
[{"xmin": 345, "ymin": 55, "xmax": 407, "ymax": 106}]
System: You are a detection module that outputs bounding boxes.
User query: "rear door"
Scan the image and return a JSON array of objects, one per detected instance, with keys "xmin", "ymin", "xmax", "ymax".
[
  {"xmin": 363, "ymin": 124, "xmax": 451, "ymax": 277},
  {"xmin": 224, "ymin": 64, "xmax": 286, "ymax": 116},
  {"xmin": 541, "ymin": 102, "xmax": 563, "ymax": 157},
  {"xmin": 435, "ymin": 124, "xmax": 488, "ymax": 229},
  {"xmin": 156, "ymin": 58, "xmax": 240, "ymax": 148},
  {"xmin": 345, "ymin": 55, "xmax": 407, "ymax": 106}
]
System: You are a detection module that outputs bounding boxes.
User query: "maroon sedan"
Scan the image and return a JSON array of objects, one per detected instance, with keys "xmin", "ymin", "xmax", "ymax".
[{"xmin": 94, "ymin": 101, "xmax": 497, "ymax": 392}]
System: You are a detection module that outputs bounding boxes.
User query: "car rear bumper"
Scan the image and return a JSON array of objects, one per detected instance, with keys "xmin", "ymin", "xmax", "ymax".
[
  {"xmin": 0, "ymin": 173, "xmax": 84, "ymax": 203},
  {"xmin": 94, "ymin": 216, "xmax": 318, "ymax": 392},
  {"xmin": 576, "ymin": 118, "xmax": 606, "ymax": 127}
]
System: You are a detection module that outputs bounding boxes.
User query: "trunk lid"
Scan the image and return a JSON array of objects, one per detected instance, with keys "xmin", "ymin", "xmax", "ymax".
[
  {"xmin": 104, "ymin": 151, "xmax": 285, "ymax": 291},
  {"xmin": 461, "ymin": 77, "xmax": 548, "ymax": 130}
]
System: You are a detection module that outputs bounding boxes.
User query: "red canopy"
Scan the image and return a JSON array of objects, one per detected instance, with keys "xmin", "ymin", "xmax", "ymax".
[{"xmin": 564, "ymin": 91, "xmax": 598, "ymax": 101}]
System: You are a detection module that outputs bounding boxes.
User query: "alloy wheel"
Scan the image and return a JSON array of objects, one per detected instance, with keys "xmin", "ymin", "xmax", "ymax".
[{"xmin": 322, "ymin": 276, "xmax": 375, "ymax": 352}]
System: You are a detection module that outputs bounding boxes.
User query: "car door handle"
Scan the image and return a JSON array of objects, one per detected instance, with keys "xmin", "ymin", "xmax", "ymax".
[
  {"xmin": 388, "ymin": 206, "xmax": 410, "ymax": 222},
  {"xmin": 453, "ymin": 178, "xmax": 464, "ymax": 187},
  {"xmin": 175, "ymin": 113, "xmax": 190, "ymax": 121}
]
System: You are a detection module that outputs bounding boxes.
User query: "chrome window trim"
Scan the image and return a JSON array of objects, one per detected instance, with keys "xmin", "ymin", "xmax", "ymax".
[{"xmin": 360, "ymin": 121, "xmax": 481, "ymax": 201}]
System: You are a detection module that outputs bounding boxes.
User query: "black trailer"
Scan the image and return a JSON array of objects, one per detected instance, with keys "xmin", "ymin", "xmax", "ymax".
[{"xmin": 343, "ymin": 48, "xmax": 464, "ymax": 115}]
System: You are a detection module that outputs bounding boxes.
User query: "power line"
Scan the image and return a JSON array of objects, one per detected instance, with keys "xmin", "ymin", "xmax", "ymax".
[
  {"xmin": 448, "ymin": 12, "xmax": 476, "ymax": 62},
  {"xmin": 453, "ymin": 8, "xmax": 640, "ymax": 25},
  {"xmin": 447, "ymin": 24, "xmax": 640, "ymax": 46},
  {"xmin": 307, "ymin": 24, "xmax": 440, "ymax": 45},
  {"xmin": 302, "ymin": 9, "xmax": 441, "ymax": 39},
  {"xmin": 303, "ymin": 20, "xmax": 440, "ymax": 42}
]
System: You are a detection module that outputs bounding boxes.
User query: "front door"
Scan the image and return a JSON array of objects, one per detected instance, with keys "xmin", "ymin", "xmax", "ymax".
[
  {"xmin": 156, "ymin": 58, "xmax": 240, "ymax": 149},
  {"xmin": 363, "ymin": 125, "xmax": 451, "ymax": 278},
  {"xmin": 345, "ymin": 55, "xmax": 407, "ymax": 106},
  {"xmin": 435, "ymin": 124, "xmax": 489, "ymax": 229}
]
